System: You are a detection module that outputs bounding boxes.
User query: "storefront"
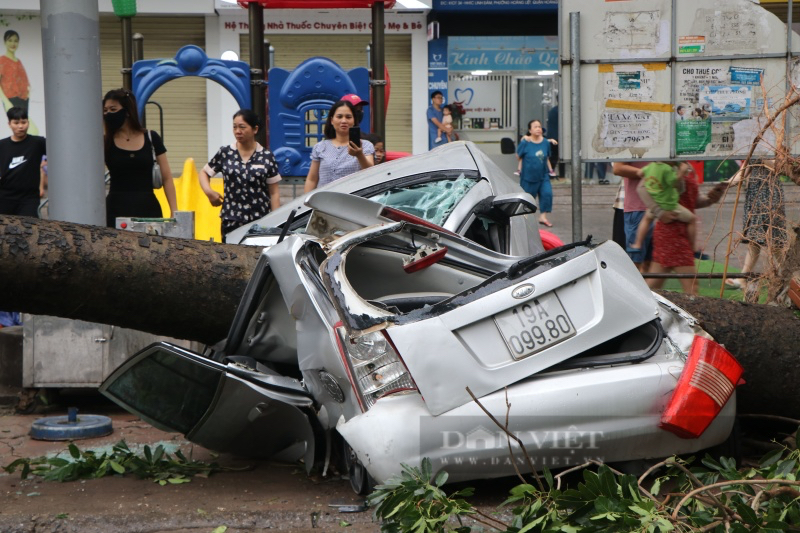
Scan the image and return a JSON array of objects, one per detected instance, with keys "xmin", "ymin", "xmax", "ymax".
[
  {"xmin": 209, "ymin": 1, "xmax": 428, "ymax": 156},
  {"xmin": 0, "ymin": 1, "xmax": 429, "ymax": 170},
  {"xmin": 426, "ymin": 0, "xmax": 558, "ymax": 172}
]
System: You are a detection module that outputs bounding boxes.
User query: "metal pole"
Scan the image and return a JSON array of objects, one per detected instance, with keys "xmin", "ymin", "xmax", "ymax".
[
  {"xmin": 41, "ymin": 0, "xmax": 105, "ymax": 225},
  {"xmin": 133, "ymin": 33, "xmax": 143, "ymax": 62},
  {"xmin": 371, "ymin": 2, "xmax": 386, "ymax": 142},
  {"xmin": 121, "ymin": 17, "xmax": 133, "ymax": 90},
  {"xmin": 248, "ymin": 2, "xmax": 266, "ymax": 147},
  {"xmin": 263, "ymin": 39, "xmax": 271, "ymax": 148},
  {"xmin": 569, "ymin": 12, "xmax": 582, "ymax": 242}
]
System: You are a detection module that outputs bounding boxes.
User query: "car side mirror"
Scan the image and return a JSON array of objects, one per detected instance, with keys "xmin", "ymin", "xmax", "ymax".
[
  {"xmin": 500, "ymin": 137, "xmax": 516, "ymax": 155},
  {"xmin": 491, "ymin": 193, "xmax": 538, "ymax": 216}
]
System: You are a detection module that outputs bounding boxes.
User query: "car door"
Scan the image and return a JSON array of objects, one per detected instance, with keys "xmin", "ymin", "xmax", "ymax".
[{"xmin": 99, "ymin": 341, "xmax": 317, "ymax": 465}]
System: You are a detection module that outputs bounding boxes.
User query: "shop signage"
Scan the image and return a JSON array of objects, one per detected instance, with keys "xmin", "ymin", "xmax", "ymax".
[
  {"xmin": 433, "ymin": 0, "xmax": 557, "ymax": 11},
  {"xmin": 222, "ymin": 11, "xmax": 423, "ymax": 34},
  {"xmin": 428, "ymin": 38, "xmax": 448, "ymax": 99},
  {"xmin": 449, "ymin": 78, "xmax": 502, "ymax": 125},
  {"xmin": 448, "ymin": 36, "xmax": 558, "ymax": 72}
]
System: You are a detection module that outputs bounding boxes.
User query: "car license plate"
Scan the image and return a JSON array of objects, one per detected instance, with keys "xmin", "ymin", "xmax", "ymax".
[{"xmin": 493, "ymin": 293, "xmax": 576, "ymax": 360}]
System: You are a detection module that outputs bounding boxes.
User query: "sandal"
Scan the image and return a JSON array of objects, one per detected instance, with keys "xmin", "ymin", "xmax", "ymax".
[{"xmin": 538, "ymin": 220, "xmax": 553, "ymax": 227}]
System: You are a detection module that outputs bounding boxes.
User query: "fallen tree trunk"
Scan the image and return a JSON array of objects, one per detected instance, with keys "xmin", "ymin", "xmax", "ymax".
[
  {"xmin": 0, "ymin": 215, "xmax": 261, "ymax": 345},
  {"xmin": 1, "ymin": 215, "xmax": 798, "ymax": 416}
]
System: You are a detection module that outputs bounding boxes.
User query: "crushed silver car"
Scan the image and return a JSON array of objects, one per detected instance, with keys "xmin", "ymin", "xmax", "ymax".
[
  {"xmin": 101, "ymin": 189, "xmax": 742, "ymax": 494},
  {"xmin": 226, "ymin": 140, "xmax": 557, "ymax": 256}
]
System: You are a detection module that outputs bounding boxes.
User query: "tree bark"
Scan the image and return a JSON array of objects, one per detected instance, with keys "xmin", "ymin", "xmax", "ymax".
[
  {"xmin": 1, "ymin": 215, "xmax": 798, "ymax": 417},
  {"xmin": 0, "ymin": 215, "xmax": 260, "ymax": 345}
]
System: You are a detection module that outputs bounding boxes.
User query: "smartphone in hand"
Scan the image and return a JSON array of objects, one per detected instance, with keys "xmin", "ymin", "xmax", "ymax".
[{"xmin": 349, "ymin": 126, "xmax": 361, "ymax": 147}]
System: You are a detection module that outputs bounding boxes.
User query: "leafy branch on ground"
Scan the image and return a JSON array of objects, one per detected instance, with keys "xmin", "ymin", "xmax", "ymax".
[
  {"xmin": 370, "ymin": 390, "xmax": 800, "ymax": 532},
  {"xmin": 370, "ymin": 434, "xmax": 800, "ymax": 532},
  {"xmin": 3, "ymin": 439, "xmax": 251, "ymax": 485}
]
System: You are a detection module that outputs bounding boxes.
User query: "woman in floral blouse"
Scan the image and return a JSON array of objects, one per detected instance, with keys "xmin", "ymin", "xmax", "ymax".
[{"xmin": 199, "ymin": 109, "xmax": 281, "ymax": 239}]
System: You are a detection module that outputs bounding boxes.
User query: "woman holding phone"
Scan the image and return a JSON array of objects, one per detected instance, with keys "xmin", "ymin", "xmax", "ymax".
[{"xmin": 303, "ymin": 99, "xmax": 374, "ymax": 193}]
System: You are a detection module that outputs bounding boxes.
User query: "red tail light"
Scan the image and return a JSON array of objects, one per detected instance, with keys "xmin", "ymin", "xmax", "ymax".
[{"xmin": 660, "ymin": 336, "xmax": 743, "ymax": 439}]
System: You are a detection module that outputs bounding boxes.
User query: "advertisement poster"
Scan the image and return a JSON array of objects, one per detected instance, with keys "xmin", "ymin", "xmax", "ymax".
[
  {"xmin": 699, "ymin": 85, "xmax": 752, "ymax": 121},
  {"xmin": 0, "ymin": 15, "xmax": 44, "ymax": 135},
  {"xmin": 729, "ymin": 67, "xmax": 764, "ymax": 86},
  {"xmin": 676, "ymin": 119, "xmax": 712, "ymax": 155}
]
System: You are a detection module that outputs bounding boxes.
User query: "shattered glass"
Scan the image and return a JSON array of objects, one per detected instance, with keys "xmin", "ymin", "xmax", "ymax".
[{"xmin": 368, "ymin": 174, "xmax": 477, "ymax": 226}]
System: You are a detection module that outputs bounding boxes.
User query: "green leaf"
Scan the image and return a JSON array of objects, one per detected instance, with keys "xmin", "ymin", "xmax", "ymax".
[
  {"xmin": 339, "ymin": 520, "xmax": 351, "ymax": 527},
  {"xmin": 543, "ymin": 466, "xmax": 555, "ymax": 491},
  {"xmin": 734, "ymin": 502, "xmax": 759, "ymax": 526},
  {"xmin": 68, "ymin": 444, "xmax": 80, "ymax": 459},
  {"xmin": 650, "ymin": 478, "xmax": 662, "ymax": 496},
  {"xmin": 759, "ymin": 449, "xmax": 784, "ymax": 469},
  {"xmin": 434, "ymin": 470, "xmax": 448, "ymax": 487},
  {"xmin": 167, "ymin": 477, "xmax": 191, "ymax": 484},
  {"xmin": 774, "ymin": 458, "xmax": 797, "ymax": 478},
  {"xmin": 109, "ymin": 461, "xmax": 125, "ymax": 474},
  {"xmin": 211, "ymin": 527, "xmax": 228, "ymax": 533}
]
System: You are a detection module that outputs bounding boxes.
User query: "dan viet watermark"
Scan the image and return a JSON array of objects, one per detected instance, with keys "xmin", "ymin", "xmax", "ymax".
[{"xmin": 420, "ymin": 417, "xmax": 616, "ymax": 473}]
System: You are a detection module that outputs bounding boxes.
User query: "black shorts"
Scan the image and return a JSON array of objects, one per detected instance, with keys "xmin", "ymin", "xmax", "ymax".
[{"xmin": 0, "ymin": 196, "xmax": 40, "ymax": 217}]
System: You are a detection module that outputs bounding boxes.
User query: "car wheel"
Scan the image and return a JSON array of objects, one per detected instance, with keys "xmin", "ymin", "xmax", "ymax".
[{"xmin": 343, "ymin": 441, "xmax": 375, "ymax": 495}]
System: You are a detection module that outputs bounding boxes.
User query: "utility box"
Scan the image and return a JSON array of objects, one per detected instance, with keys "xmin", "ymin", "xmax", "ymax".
[
  {"xmin": 22, "ymin": 317, "xmax": 201, "ymax": 388},
  {"xmin": 23, "ymin": 210, "xmax": 202, "ymax": 388},
  {"xmin": 115, "ymin": 211, "xmax": 195, "ymax": 238}
]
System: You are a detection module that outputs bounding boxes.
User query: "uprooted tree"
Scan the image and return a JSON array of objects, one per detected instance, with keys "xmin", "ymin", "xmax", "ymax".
[{"xmin": 0, "ymin": 214, "xmax": 798, "ymax": 418}]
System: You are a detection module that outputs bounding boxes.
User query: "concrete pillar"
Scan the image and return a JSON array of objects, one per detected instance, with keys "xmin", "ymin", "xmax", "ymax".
[{"xmin": 40, "ymin": 0, "xmax": 106, "ymax": 225}]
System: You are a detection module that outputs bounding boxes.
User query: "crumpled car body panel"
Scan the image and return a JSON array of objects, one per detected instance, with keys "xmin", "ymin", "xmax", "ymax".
[{"xmin": 100, "ymin": 164, "xmax": 738, "ymax": 488}]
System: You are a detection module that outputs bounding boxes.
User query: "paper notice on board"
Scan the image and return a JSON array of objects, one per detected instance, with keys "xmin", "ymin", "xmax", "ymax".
[
  {"xmin": 699, "ymin": 86, "xmax": 752, "ymax": 121},
  {"xmin": 710, "ymin": 122, "xmax": 735, "ymax": 153},
  {"xmin": 694, "ymin": 9, "xmax": 758, "ymax": 52},
  {"xmin": 604, "ymin": 69, "xmax": 656, "ymax": 101},
  {"xmin": 677, "ymin": 67, "xmax": 728, "ymax": 104},
  {"xmin": 678, "ymin": 35, "xmax": 705, "ymax": 54},
  {"xmin": 732, "ymin": 118, "xmax": 776, "ymax": 155},
  {"xmin": 676, "ymin": 119, "xmax": 712, "ymax": 155},
  {"xmin": 600, "ymin": 110, "xmax": 658, "ymax": 148},
  {"xmin": 604, "ymin": 11, "xmax": 660, "ymax": 50}
]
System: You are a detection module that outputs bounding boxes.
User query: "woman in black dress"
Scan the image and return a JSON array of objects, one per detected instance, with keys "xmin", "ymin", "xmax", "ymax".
[{"xmin": 102, "ymin": 88, "xmax": 177, "ymax": 227}]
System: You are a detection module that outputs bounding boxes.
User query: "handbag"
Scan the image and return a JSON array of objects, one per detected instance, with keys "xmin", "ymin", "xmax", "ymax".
[{"xmin": 148, "ymin": 130, "xmax": 163, "ymax": 189}]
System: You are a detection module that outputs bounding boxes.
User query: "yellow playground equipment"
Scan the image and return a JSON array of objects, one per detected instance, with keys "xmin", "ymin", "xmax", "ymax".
[{"xmin": 155, "ymin": 158, "xmax": 224, "ymax": 242}]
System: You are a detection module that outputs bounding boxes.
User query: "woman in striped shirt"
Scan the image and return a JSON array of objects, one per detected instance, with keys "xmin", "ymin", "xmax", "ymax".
[{"xmin": 303, "ymin": 100, "xmax": 374, "ymax": 193}]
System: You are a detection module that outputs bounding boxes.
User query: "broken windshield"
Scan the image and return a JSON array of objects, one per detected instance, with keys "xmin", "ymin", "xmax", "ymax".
[{"xmin": 368, "ymin": 174, "xmax": 477, "ymax": 227}]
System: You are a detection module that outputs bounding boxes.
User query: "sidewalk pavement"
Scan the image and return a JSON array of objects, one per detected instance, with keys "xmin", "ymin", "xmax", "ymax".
[{"xmin": 0, "ymin": 403, "xmax": 381, "ymax": 532}]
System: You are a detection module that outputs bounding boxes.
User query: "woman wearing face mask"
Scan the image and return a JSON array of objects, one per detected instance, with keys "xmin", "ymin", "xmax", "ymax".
[
  {"xmin": 102, "ymin": 88, "xmax": 177, "ymax": 228},
  {"xmin": 199, "ymin": 109, "xmax": 282, "ymax": 239},
  {"xmin": 303, "ymin": 100, "xmax": 374, "ymax": 193}
]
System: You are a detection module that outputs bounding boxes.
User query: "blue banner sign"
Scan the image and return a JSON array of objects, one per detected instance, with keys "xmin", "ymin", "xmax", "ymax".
[
  {"xmin": 448, "ymin": 36, "xmax": 558, "ymax": 72},
  {"xmin": 428, "ymin": 38, "xmax": 449, "ymax": 101},
  {"xmin": 433, "ymin": 0, "xmax": 557, "ymax": 11}
]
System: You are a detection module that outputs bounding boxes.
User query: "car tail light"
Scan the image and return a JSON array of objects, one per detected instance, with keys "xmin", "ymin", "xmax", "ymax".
[
  {"xmin": 334, "ymin": 325, "xmax": 418, "ymax": 411},
  {"xmin": 660, "ymin": 336, "xmax": 743, "ymax": 439}
]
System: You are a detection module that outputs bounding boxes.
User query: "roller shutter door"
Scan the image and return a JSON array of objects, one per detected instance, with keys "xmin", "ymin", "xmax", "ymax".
[
  {"xmin": 241, "ymin": 34, "xmax": 411, "ymax": 153},
  {"xmin": 100, "ymin": 16, "xmax": 207, "ymax": 175}
]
